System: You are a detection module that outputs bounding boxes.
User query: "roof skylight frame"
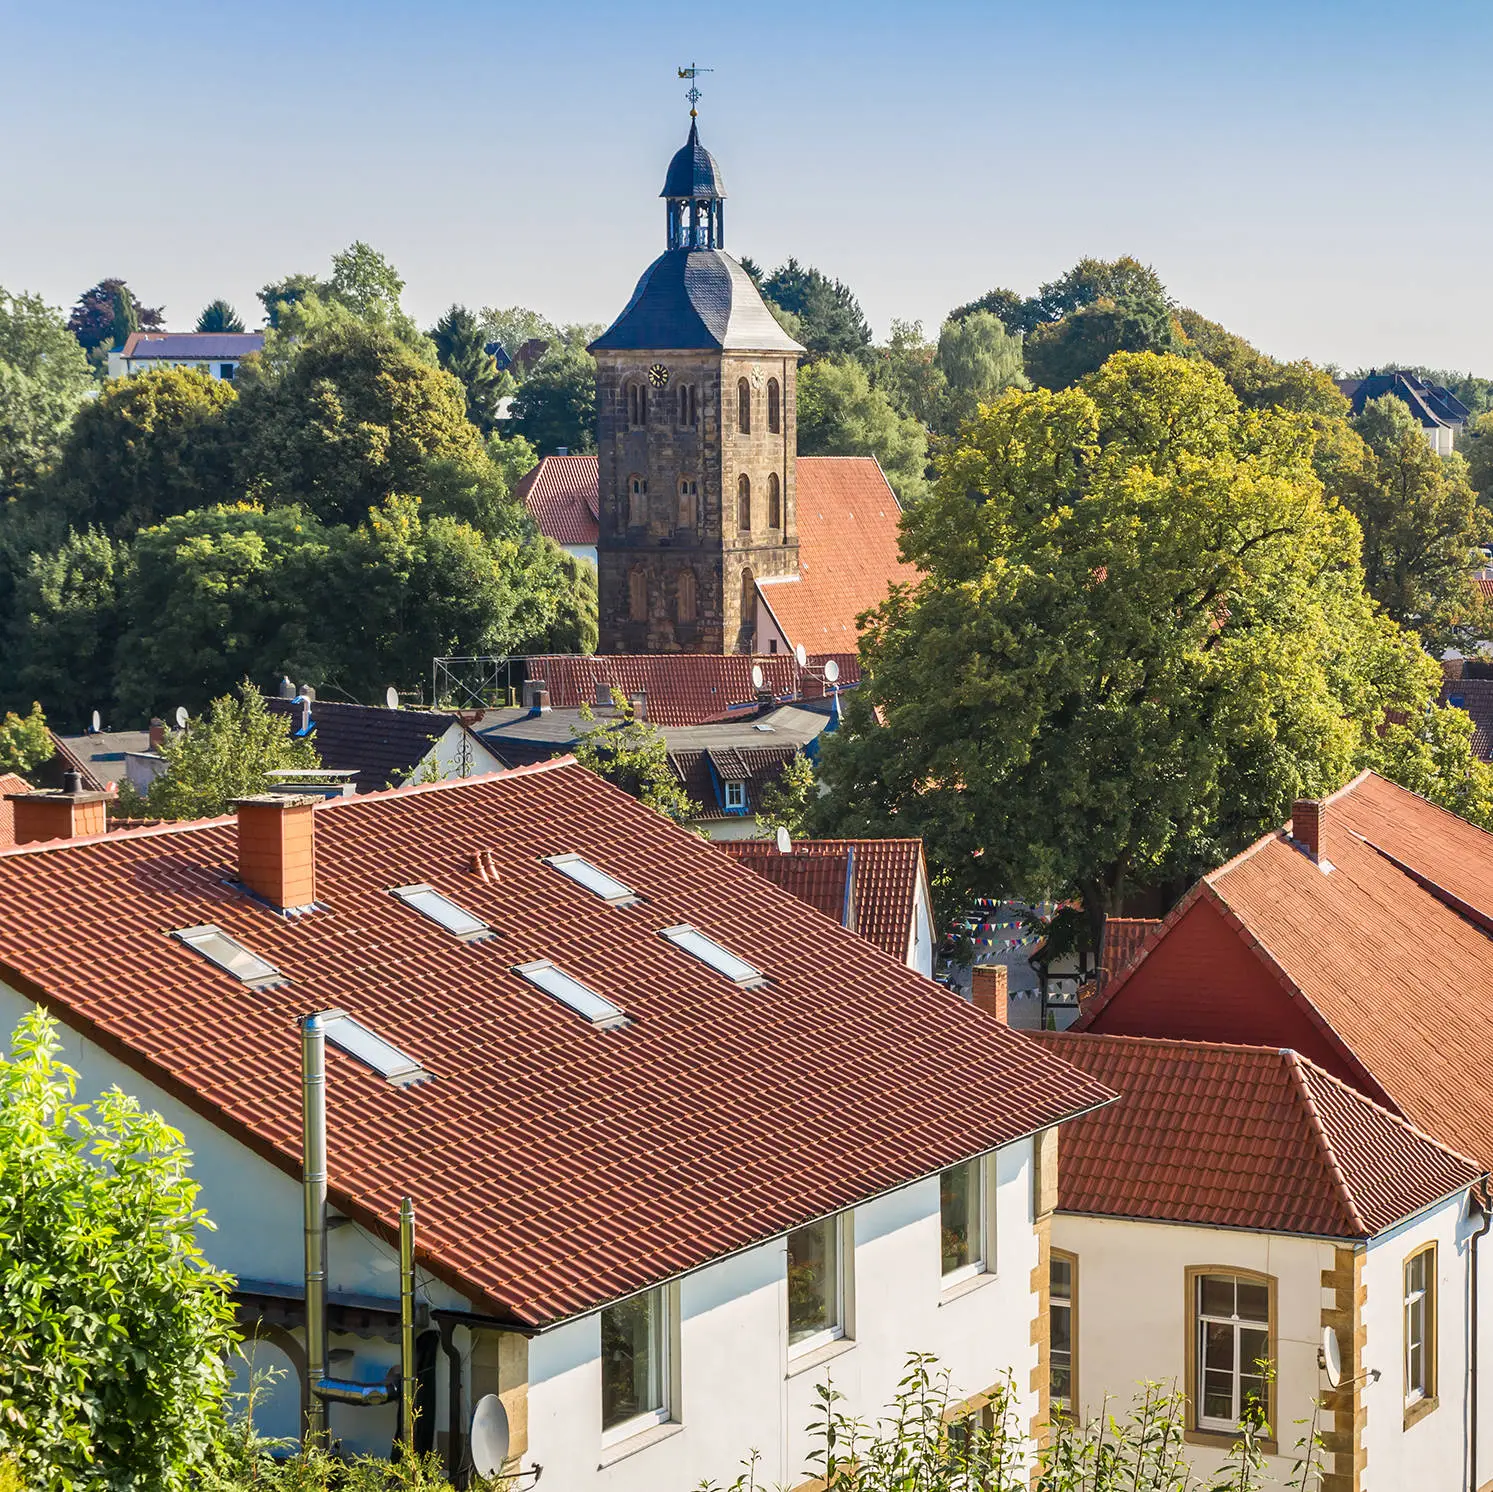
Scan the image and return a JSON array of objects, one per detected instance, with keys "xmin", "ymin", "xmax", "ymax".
[
  {"xmin": 318, "ymin": 1009, "xmax": 431, "ymax": 1087},
  {"xmin": 389, "ymin": 883, "xmax": 493, "ymax": 943},
  {"xmin": 542, "ymin": 853, "xmax": 640, "ymax": 908},
  {"xmin": 172, "ymin": 923, "xmax": 284, "ymax": 990},
  {"xmin": 659, "ymin": 924, "xmax": 766, "ymax": 988},
  {"xmin": 513, "ymin": 959, "xmax": 628, "ymax": 1029}
]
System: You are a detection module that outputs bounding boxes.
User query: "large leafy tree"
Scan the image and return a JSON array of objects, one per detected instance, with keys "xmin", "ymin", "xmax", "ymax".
[
  {"xmin": 933, "ymin": 311, "xmax": 1028, "ymax": 433},
  {"xmin": 872, "ymin": 320, "xmax": 947, "ymax": 431},
  {"xmin": 797, "ymin": 356, "xmax": 929, "ymax": 503},
  {"xmin": 814, "ymin": 352, "xmax": 1454, "ymax": 946},
  {"xmin": 431, "ymin": 303, "xmax": 508, "ymax": 431},
  {"xmin": 1463, "ymin": 410, "xmax": 1493, "ymax": 507},
  {"xmin": 0, "ymin": 703, "xmax": 51, "ymax": 774},
  {"xmin": 508, "ymin": 341, "xmax": 597, "ymax": 455},
  {"xmin": 1176, "ymin": 308, "xmax": 1346, "ymax": 417},
  {"xmin": 0, "ymin": 287, "xmax": 95, "ymax": 502},
  {"xmin": 0, "ymin": 1009, "xmax": 237, "ymax": 1488},
  {"xmin": 1024, "ymin": 294, "xmax": 1183, "ymax": 390},
  {"xmin": 195, "ymin": 299, "xmax": 246, "ymax": 333},
  {"xmin": 256, "ymin": 242, "xmax": 430, "ymax": 354},
  {"xmin": 65, "ymin": 278, "xmax": 164, "ymax": 354},
  {"xmin": 762, "ymin": 258, "xmax": 872, "ymax": 361},
  {"xmin": 530, "ymin": 548, "xmax": 598, "ymax": 654}
]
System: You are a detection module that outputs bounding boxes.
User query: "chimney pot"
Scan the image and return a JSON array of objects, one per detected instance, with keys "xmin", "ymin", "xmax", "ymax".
[
  {"xmin": 63, "ymin": 769, "xmax": 83, "ymax": 795},
  {"xmin": 629, "ymin": 690, "xmax": 647, "ymax": 722},
  {"xmin": 1293, "ymin": 798, "xmax": 1323, "ymax": 861},
  {"xmin": 971, "ymin": 964, "xmax": 1009, "ymax": 1024},
  {"xmin": 235, "ymin": 795, "xmax": 319, "ymax": 910}
]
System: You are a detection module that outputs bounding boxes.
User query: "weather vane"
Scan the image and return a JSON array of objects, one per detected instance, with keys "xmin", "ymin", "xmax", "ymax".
[{"xmin": 678, "ymin": 62, "xmax": 712, "ymax": 118}]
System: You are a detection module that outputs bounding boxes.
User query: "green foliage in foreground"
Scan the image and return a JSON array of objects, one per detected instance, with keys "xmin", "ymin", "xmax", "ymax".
[{"xmin": 573, "ymin": 690, "xmax": 700, "ymax": 824}]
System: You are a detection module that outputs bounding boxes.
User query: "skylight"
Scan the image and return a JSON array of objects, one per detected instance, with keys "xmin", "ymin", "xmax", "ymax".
[
  {"xmin": 514, "ymin": 959, "xmax": 627, "ymax": 1028},
  {"xmin": 172, "ymin": 924, "xmax": 283, "ymax": 989},
  {"xmin": 320, "ymin": 1011, "xmax": 429, "ymax": 1086},
  {"xmin": 659, "ymin": 924, "xmax": 766, "ymax": 987},
  {"xmin": 390, "ymin": 884, "xmax": 491, "ymax": 942},
  {"xmin": 543, "ymin": 854, "xmax": 639, "ymax": 906}
]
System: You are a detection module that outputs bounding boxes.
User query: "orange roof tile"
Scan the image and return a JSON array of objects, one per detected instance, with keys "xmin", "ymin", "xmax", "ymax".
[
  {"xmin": 0, "ymin": 761, "xmax": 1111, "ymax": 1326},
  {"xmin": 0, "ymin": 775, "xmax": 28, "ymax": 850},
  {"xmin": 1098, "ymin": 917, "xmax": 1162, "ymax": 988},
  {"xmin": 720, "ymin": 845, "xmax": 853, "ymax": 926},
  {"xmin": 515, "ymin": 453, "xmax": 600, "ymax": 549},
  {"xmin": 1028, "ymin": 1032, "xmax": 1483, "ymax": 1237}
]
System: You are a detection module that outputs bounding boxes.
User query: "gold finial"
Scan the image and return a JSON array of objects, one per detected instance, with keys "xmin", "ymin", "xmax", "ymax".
[{"xmin": 677, "ymin": 62, "xmax": 712, "ymax": 119}]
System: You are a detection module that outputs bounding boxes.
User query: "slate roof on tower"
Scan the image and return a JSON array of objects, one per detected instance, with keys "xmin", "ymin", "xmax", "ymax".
[{"xmin": 661, "ymin": 119, "xmax": 726, "ymax": 199}]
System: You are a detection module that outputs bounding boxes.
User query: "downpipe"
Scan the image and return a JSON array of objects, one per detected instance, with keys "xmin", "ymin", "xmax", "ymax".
[{"xmin": 1472, "ymin": 1188, "xmax": 1491, "ymax": 1492}]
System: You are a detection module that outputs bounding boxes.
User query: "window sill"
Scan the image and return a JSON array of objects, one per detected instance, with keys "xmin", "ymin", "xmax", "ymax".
[
  {"xmin": 786, "ymin": 1334, "xmax": 857, "ymax": 1378},
  {"xmin": 1185, "ymin": 1429, "xmax": 1278, "ymax": 1456},
  {"xmin": 938, "ymin": 1269, "xmax": 996, "ymax": 1305},
  {"xmin": 1404, "ymin": 1394, "xmax": 1439, "ymax": 1431},
  {"xmin": 597, "ymin": 1420, "xmax": 683, "ymax": 1468}
]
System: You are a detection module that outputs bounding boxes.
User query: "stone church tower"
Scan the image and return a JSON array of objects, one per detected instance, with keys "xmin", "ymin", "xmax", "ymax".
[{"xmin": 590, "ymin": 116, "xmax": 804, "ymax": 654}]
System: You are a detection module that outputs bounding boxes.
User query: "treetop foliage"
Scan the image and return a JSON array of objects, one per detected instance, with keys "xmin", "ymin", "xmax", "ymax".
[
  {"xmin": 66, "ymin": 278, "xmax": 164, "ymax": 354},
  {"xmin": 0, "ymin": 286, "xmax": 95, "ymax": 502},
  {"xmin": 572, "ymin": 691, "xmax": 699, "ymax": 824},
  {"xmin": 196, "ymin": 299, "xmax": 246, "ymax": 334},
  {"xmin": 761, "ymin": 257, "xmax": 872, "ymax": 361},
  {"xmin": 797, "ymin": 356, "xmax": 929, "ymax": 504},
  {"xmin": 0, "ymin": 702, "xmax": 50, "ymax": 774}
]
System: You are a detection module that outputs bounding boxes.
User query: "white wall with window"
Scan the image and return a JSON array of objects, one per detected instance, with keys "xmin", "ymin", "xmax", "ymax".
[{"xmin": 525, "ymin": 1138, "xmax": 1043, "ymax": 1491}]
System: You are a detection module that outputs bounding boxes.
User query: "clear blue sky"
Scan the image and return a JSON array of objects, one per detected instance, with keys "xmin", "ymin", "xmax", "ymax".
[{"xmin": 2, "ymin": 0, "xmax": 1489, "ymax": 371}]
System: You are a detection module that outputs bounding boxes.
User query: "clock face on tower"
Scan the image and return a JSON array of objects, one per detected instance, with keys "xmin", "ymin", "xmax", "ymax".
[{"xmin": 648, "ymin": 363, "xmax": 670, "ymax": 388}]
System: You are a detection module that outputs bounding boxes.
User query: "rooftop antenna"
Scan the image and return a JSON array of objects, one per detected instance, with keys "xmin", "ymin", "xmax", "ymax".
[{"xmin": 678, "ymin": 62, "xmax": 712, "ymax": 118}]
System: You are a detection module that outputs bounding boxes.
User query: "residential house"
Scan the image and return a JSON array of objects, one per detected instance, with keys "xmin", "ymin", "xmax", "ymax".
[
  {"xmin": 108, "ymin": 330, "xmax": 266, "ymax": 381},
  {"xmin": 721, "ymin": 837, "xmax": 937, "ymax": 977},
  {"xmin": 514, "ymin": 453, "xmax": 601, "ymax": 569},
  {"xmin": 1335, "ymin": 370, "xmax": 1470, "ymax": 456},
  {"xmin": 0, "ymin": 761, "xmax": 1113, "ymax": 1489},
  {"xmin": 47, "ymin": 724, "xmax": 168, "ymax": 796},
  {"xmin": 1026, "ymin": 1032, "xmax": 1485, "ymax": 1492},
  {"xmin": 1439, "ymin": 667, "xmax": 1493, "ymax": 763}
]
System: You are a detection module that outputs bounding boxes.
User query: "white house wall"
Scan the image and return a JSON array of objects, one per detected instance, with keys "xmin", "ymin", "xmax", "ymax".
[
  {"xmin": 907, "ymin": 866, "xmax": 935, "ymax": 978},
  {"xmin": 427, "ymin": 724, "xmax": 508, "ymax": 782}
]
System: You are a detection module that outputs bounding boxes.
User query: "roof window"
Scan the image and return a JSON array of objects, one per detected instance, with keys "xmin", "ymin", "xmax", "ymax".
[
  {"xmin": 319, "ymin": 1010, "xmax": 429, "ymax": 1086},
  {"xmin": 172, "ymin": 924, "xmax": 283, "ymax": 989},
  {"xmin": 660, "ymin": 924, "xmax": 765, "ymax": 987},
  {"xmin": 543, "ymin": 853, "xmax": 639, "ymax": 907},
  {"xmin": 514, "ymin": 959, "xmax": 627, "ymax": 1028},
  {"xmin": 390, "ymin": 884, "xmax": 491, "ymax": 942}
]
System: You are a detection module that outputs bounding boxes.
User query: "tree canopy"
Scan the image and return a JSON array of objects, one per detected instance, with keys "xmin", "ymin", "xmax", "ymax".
[
  {"xmin": 257, "ymin": 241, "xmax": 430, "ymax": 354},
  {"xmin": 933, "ymin": 311, "xmax": 1028, "ymax": 432},
  {"xmin": 0, "ymin": 703, "xmax": 50, "ymax": 774},
  {"xmin": 195, "ymin": 299, "xmax": 246, "ymax": 333},
  {"xmin": 66, "ymin": 278, "xmax": 164, "ymax": 354},
  {"xmin": 0, "ymin": 288, "xmax": 94, "ymax": 502},
  {"xmin": 431, "ymin": 303, "xmax": 508, "ymax": 431},
  {"xmin": 761, "ymin": 258, "xmax": 872, "ymax": 362},
  {"xmin": 797, "ymin": 357, "xmax": 929, "ymax": 504},
  {"xmin": 572, "ymin": 692, "xmax": 698, "ymax": 824},
  {"xmin": 508, "ymin": 340, "xmax": 597, "ymax": 455}
]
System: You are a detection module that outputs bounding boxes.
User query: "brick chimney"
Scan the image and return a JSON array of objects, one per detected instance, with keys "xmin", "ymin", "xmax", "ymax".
[
  {"xmin": 629, "ymin": 690, "xmax": 647, "ymax": 722},
  {"xmin": 6, "ymin": 771, "xmax": 109, "ymax": 845},
  {"xmin": 971, "ymin": 964, "xmax": 1008, "ymax": 1024},
  {"xmin": 235, "ymin": 795, "xmax": 318, "ymax": 910},
  {"xmin": 1293, "ymin": 798, "xmax": 1323, "ymax": 862},
  {"xmin": 148, "ymin": 717, "xmax": 167, "ymax": 751}
]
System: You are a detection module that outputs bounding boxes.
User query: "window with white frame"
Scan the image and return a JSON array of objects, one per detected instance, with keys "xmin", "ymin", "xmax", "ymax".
[
  {"xmin": 600, "ymin": 1286, "xmax": 671, "ymax": 1441},
  {"xmin": 787, "ymin": 1214, "xmax": 846, "ymax": 1353},
  {"xmin": 724, "ymin": 781, "xmax": 746, "ymax": 810},
  {"xmin": 1193, "ymin": 1272, "xmax": 1272, "ymax": 1433},
  {"xmin": 939, "ymin": 1159, "xmax": 986, "ymax": 1285},
  {"xmin": 1405, "ymin": 1245, "xmax": 1436, "ymax": 1409},
  {"xmin": 1051, "ymin": 1250, "xmax": 1076, "ymax": 1415}
]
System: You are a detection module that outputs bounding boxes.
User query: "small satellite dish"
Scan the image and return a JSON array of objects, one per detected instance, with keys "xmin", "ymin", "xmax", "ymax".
[
  {"xmin": 795, "ymin": 642, "xmax": 808, "ymax": 668},
  {"xmin": 385, "ymin": 685, "xmax": 400, "ymax": 710},
  {"xmin": 470, "ymin": 1393, "xmax": 510, "ymax": 1478},
  {"xmin": 90, "ymin": 709, "xmax": 101, "ymax": 734},
  {"xmin": 174, "ymin": 705, "xmax": 189, "ymax": 730},
  {"xmin": 824, "ymin": 659, "xmax": 840, "ymax": 684},
  {"xmin": 751, "ymin": 663, "xmax": 765, "ymax": 690},
  {"xmin": 1321, "ymin": 1325, "xmax": 1343, "ymax": 1389},
  {"xmin": 776, "ymin": 825, "xmax": 792, "ymax": 855}
]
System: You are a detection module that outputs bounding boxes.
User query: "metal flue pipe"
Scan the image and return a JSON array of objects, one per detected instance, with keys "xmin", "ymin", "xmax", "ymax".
[
  {"xmin": 302, "ymin": 1013, "xmax": 328, "ymax": 1446},
  {"xmin": 399, "ymin": 1197, "xmax": 416, "ymax": 1448}
]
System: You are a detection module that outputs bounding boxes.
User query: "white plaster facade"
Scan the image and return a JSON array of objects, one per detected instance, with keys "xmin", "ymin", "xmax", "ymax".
[{"xmin": 425, "ymin": 722, "xmax": 508, "ymax": 782}]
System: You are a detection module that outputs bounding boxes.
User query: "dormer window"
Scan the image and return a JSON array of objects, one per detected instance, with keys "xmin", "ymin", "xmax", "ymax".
[{"xmin": 724, "ymin": 781, "xmax": 746, "ymax": 811}]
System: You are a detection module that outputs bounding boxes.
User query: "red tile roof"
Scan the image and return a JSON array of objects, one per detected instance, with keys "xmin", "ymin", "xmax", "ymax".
[
  {"xmin": 1028, "ymin": 1033, "xmax": 1483, "ymax": 1237},
  {"xmin": 522, "ymin": 653, "xmax": 858, "ymax": 728},
  {"xmin": 756, "ymin": 458, "xmax": 921, "ymax": 652},
  {"xmin": 0, "ymin": 775, "xmax": 28, "ymax": 850},
  {"xmin": 1098, "ymin": 917, "xmax": 1162, "ymax": 988},
  {"xmin": 719, "ymin": 845, "xmax": 853, "ymax": 928},
  {"xmin": 1080, "ymin": 772, "xmax": 1493, "ymax": 1169},
  {"xmin": 722, "ymin": 838, "xmax": 926, "ymax": 965},
  {"xmin": 0, "ymin": 761, "xmax": 1111, "ymax": 1327},
  {"xmin": 1440, "ymin": 677, "xmax": 1493, "ymax": 760},
  {"xmin": 514, "ymin": 453, "xmax": 600, "ymax": 549}
]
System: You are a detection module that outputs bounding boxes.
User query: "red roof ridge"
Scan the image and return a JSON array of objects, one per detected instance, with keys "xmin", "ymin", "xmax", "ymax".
[
  {"xmin": 312, "ymin": 756, "xmax": 575, "ymax": 813},
  {"xmin": 1281, "ymin": 1050, "xmax": 1368, "ymax": 1237},
  {"xmin": 0, "ymin": 811, "xmax": 234, "ymax": 859}
]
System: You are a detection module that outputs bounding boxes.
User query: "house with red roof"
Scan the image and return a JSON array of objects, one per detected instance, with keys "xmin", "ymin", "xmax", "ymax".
[
  {"xmin": 514, "ymin": 452, "xmax": 600, "ymax": 568},
  {"xmin": 0, "ymin": 761, "xmax": 1110, "ymax": 1488},
  {"xmin": 1026, "ymin": 1032, "xmax": 1485, "ymax": 1492}
]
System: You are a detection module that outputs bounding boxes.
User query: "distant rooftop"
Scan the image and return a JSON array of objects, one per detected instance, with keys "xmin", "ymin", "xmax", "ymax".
[{"xmin": 119, "ymin": 331, "xmax": 266, "ymax": 361}]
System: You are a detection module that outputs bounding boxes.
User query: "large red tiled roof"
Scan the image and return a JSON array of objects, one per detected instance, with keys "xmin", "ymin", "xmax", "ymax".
[
  {"xmin": 1080, "ymin": 772, "xmax": 1493, "ymax": 1169},
  {"xmin": 756, "ymin": 457, "xmax": 920, "ymax": 651},
  {"xmin": 1029, "ymin": 1033, "xmax": 1483, "ymax": 1237},
  {"xmin": 722, "ymin": 838, "xmax": 925, "ymax": 964},
  {"xmin": 0, "ymin": 761, "xmax": 1111, "ymax": 1327},
  {"xmin": 719, "ymin": 845, "xmax": 854, "ymax": 928},
  {"xmin": 0, "ymin": 775, "xmax": 28, "ymax": 850},
  {"xmin": 522, "ymin": 653, "xmax": 858, "ymax": 728},
  {"xmin": 515, "ymin": 453, "xmax": 600, "ymax": 549}
]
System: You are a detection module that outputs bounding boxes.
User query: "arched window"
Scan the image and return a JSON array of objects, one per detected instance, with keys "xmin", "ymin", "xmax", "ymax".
[
  {"xmin": 677, "ymin": 384, "xmax": 697, "ymax": 428},
  {"xmin": 628, "ymin": 475, "xmax": 647, "ymax": 528},
  {"xmin": 677, "ymin": 477, "xmax": 698, "ymax": 529},
  {"xmin": 767, "ymin": 472, "xmax": 782, "ymax": 530},
  {"xmin": 737, "ymin": 473, "xmax": 751, "ymax": 531},
  {"xmin": 740, "ymin": 567, "xmax": 757, "ymax": 649},
  {"xmin": 677, "ymin": 568, "xmax": 697, "ymax": 624},
  {"xmin": 628, "ymin": 567, "xmax": 648, "ymax": 622},
  {"xmin": 626, "ymin": 383, "xmax": 647, "ymax": 428},
  {"xmin": 767, "ymin": 378, "xmax": 781, "ymax": 434},
  {"xmin": 737, "ymin": 378, "xmax": 751, "ymax": 434}
]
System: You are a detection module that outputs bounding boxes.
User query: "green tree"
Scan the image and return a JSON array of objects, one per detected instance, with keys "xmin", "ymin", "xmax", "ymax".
[
  {"xmin": 431, "ymin": 303, "xmax": 506, "ymax": 431},
  {"xmin": 1024, "ymin": 294, "xmax": 1184, "ymax": 390},
  {"xmin": 256, "ymin": 243, "xmax": 429, "ymax": 355},
  {"xmin": 797, "ymin": 356, "xmax": 929, "ymax": 504},
  {"xmin": 0, "ymin": 703, "xmax": 51, "ymax": 774},
  {"xmin": 527, "ymin": 548, "xmax": 597, "ymax": 654},
  {"xmin": 933, "ymin": 311, "xmax": 1028, "ymax": 433},
  {"xmin": 196, "ymin": 300, "xmax": 246, "ymax": 334},
  {"xmin": 66, "ymin": 278, "xmax": 164, "ymax": 356},
  {"xmin": 477, "ymin": 305, "xmax": 558, "ymax": 367},
  {"xmin": 1463, "ymin": 410, "xmax": 1493, "ymax": 506},
  {"xmin": 815, "ymin": 352, "xmax": 1446, "ymax": 949},
  {"xmin": 508, "ymin": 341, "xmax": 597, "ymax": 455},
  {"xmin": 256, "ymin": 271, "xmax": 321, "ymax": 331},
  {"xmin": 1176, "ymin": 308, "xmax": 1347, "ymax": 417},
  {"xmin": 572, "ymin": 691, "xmax": 699, "ymax": 824},
  {"xmin": 872, "ymin": 320, "xmax": 947, "ymax": 430},
  {"xmin": 0, "ymin": 1008, "xmax": 237, "ymax": 1489},
  {"xmin": 762, "ymin": 258, "xmax": 871, "ymax": 361},
  {"xmin": 753, "ymin": 750, "xmax": 816, "ymax": 839},
  {"xmin": 0, "ymin": 287, "xmax": 95, "ymax": 501},
  {"xmin": 948, "ymin": 285, "xmax": 1040, "ymax": 336},
  {"xmin": 1034, "ymin": 254, "xmax": 1169, "ymax": 322}
]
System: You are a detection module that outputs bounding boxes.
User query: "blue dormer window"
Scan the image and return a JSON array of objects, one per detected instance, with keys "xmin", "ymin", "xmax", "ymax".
[{"xmin": 724, "ymin": 781, "xmax": 746, "ymax": 812}]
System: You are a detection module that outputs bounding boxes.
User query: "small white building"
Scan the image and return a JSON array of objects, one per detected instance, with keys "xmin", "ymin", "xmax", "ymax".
[{"xmin": 108, "ymin": 330, "xmax": 266, "ymax": 381}]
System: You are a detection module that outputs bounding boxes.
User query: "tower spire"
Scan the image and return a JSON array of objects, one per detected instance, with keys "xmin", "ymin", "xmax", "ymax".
[{"xmin": 661, "ymin": 75, "xmax": 726, "ymax": 251}]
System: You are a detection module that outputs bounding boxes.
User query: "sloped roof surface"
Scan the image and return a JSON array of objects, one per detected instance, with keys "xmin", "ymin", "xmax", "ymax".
[
  {"xmin": 263, "ymin": 699, "xmax": 463, "ymax": 793},
  {"xmin": 661, "ymin": 120, "xmax": 726, "ymax": 199},
  {"xmin": 0, "ymin": 762, "xmax": 1111, "ymax": 1326},
  {"xmin": 514, "ymin": 454, "xmax": 600, "ymax": 548},
  {"xmin": 757, "ymin": 458, "xmax": 921, "ymax": 651},
  {"xmin": 723, "ymin": 838, "xmax": 924, "ymax": 963},
  {"xmin": 1098, "ymin": 917, "xmax": 1162, "ymax": 988},
  {"xmin": 1030, "ymin": 1033, "xmax": 1482, "ymax": 1237},
  {"xmin": 1440, "ymin": 677, "xmax": 1493, "ymax": 761},
  {"xmin": 0, "ymin": 774, "xmax": 28, "ymax": 850},
  {"xmin": 1335, "ymin": 370, "xmax": 1470, "ymax": 430},
  {"xmin": 721, "ymin": 847, "xmax": 853, "ymax": 926},
  {"xmin": 120, "ymin": 332, "xmax": 265, "ymax": 360},
  {"xmin": 669, "ymin": 745, "xmax": 801, "ymax": 821},
  {"xmin": 53, "ymin": 730, "xmax": 152, "ymax": 791}
]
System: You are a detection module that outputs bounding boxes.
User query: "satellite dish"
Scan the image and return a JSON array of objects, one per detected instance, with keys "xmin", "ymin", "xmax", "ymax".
[
  {"xmin": 776, "ymin": 825, "xmax": 792, "ymax": 855},
  {"xmin": 385, "ymin": 685, "xmax": 400, "ymax": 710},
  {"xmin": 751, "ymin": 663, "xmax": 765, "ymax": 690},
  {"xmin": 174, "ymin": 706, "xmax": 189, "ymax": 730},
  {"xmin": 795, "ymin": 643, "xmax": 808, "ymax": 668},
  {"xmin": 824, "ymin": 659, "xmax": 840, "ymax": 684},
  {"xmin": 470, "ymin": 1393, "xmax": 510, "ymax": 1478},
  {"xmin": 1321, "ymin": 1326, "xmax": 1343, "ymax": 1388},
  {"xmin": 90, "ymin": 710, "xmax": 101, "ymax": 733}
]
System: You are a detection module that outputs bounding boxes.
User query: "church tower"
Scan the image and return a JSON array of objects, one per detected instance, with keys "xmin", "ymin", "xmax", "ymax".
[{"xmin": 590, "ymin": 111, "xmax": 804, "ymax": 655}]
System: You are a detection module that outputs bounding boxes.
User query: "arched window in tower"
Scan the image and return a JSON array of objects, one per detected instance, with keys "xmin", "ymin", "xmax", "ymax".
[
  {"xmin": 677, "ymin": 568, "xmax": 698, "ymax": 624},
  {"xmin": 737, "ymin": 378, "xmax": 751, "ymax": 434},
  {"xmin": 628, "ymin": 475, "xmax": 648, "ymax": 528},
  {"xmin": 767, "ymin": 378, "xmax": 781, "ymax": 434},
  {"xmin": 737, "ymin": 473, "xmax": 752, "ymax": 531},
  {"xmin": 677, "ymin": 383, "xmax": 697, "ymax": 428},
  {"xmin": 677, "ymin": 477, "xmax": 698, "ymax": 529},
  {"xmin": 628, "ymin": 566, "xmax": 648, "ymax": 622},
  {"xmin": 767, "ymin": 472, "xmax": 782, "ymax": 531}
]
